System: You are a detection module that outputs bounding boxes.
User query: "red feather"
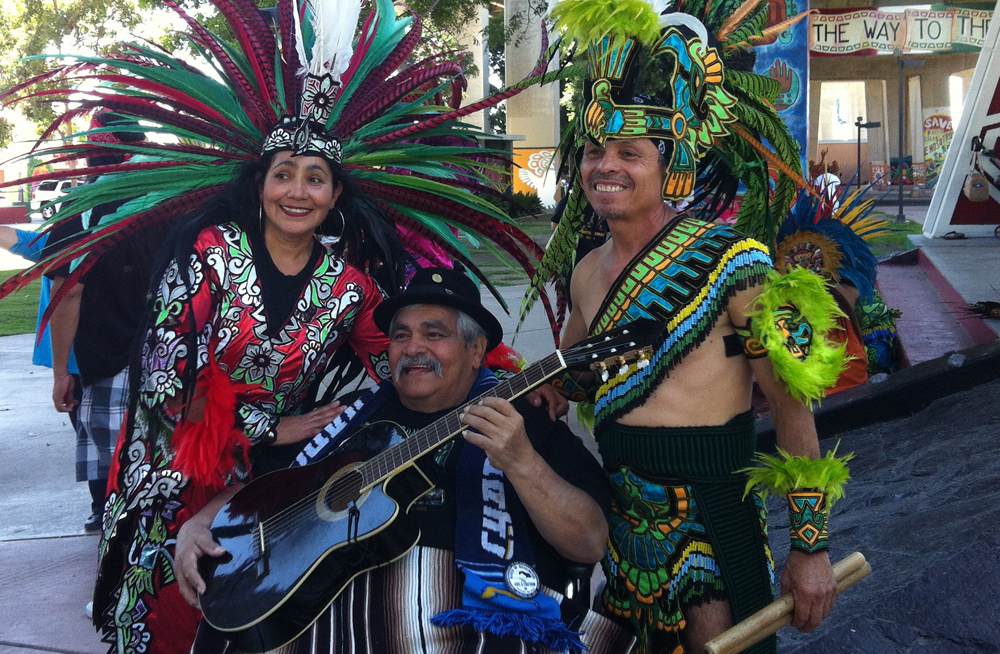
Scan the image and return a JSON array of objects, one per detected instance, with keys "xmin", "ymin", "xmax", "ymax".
[
  {"xmin": 276, "ymin": 0, "xmax": 302, "ymax": 107},
  {"xmin": 170, "ymin": 355, "xmax": 253, "ymax": 492},
  {"xmin": 211, "ymin": 0, "xmax": 276, "ymax": 108},
  {"xmin": 337, "ymin": 63, "xmax": 464, "ymax": 136}
]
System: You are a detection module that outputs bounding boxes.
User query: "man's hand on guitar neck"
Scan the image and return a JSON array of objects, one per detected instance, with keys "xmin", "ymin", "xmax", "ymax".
[
  {"xmin": 175, "ymin": 486, "xmax": 240, "ymax": 607},
  {"xmin": 523, "ymin": 383, "xmax": 569, "ymax": 421}
]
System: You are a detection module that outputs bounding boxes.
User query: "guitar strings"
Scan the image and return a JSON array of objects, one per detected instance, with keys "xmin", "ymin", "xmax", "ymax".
[{"xmin": 253, "ymin": 355, "xmax": 560, "ymax": 540}]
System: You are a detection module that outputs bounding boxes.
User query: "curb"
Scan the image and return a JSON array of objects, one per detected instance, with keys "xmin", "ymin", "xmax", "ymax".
[{"xmin": 756, "ymin": 337, "xmax": 1000, "ymax": 448}]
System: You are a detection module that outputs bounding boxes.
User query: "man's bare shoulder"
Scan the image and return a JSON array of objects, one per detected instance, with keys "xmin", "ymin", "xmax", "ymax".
[{"xmin": 570, "ymin": 242, "xmax": 615, "ymax": 325}]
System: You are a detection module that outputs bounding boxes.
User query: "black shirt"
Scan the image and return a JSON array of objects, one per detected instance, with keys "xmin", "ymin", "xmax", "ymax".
[
  {"xmin": 42, "ymin": 202, "xmax": 164, "ymax": 386},
  {"xmin": 360, "ymin": 387, "xmax": 611, "ymax": 591}
]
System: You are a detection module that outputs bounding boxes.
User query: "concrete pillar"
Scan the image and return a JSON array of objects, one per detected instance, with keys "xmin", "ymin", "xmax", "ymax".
[
  {"xmin": 504, "ymin": 0, "xmax": 560, "ymax": 148},
  {"xmin": 456, "ymin": 5, "xmax": 490, "ymax": 132},
  {"xmin": 865, "ymin": 79, "xmax": 890, "ymax": 167}
]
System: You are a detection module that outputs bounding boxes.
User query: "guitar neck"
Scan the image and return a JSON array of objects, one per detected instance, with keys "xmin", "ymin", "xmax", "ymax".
[{"xmin": 360, "ymin": 351, "xmax": 566, "ymax": 488}]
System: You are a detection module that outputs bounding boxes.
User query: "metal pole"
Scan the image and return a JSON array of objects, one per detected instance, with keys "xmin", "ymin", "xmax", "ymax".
[
  {"xmin": 857, "ymin": 117, "xmax": 863, "ymax": 191},
  {"xmin": 897, "ymin": 55, "xmax": 906, "ymax": 222}
]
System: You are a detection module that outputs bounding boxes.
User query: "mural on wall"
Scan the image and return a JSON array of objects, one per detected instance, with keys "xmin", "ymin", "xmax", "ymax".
[
  {"xmin": 755, "ymin": 0, "xmax": 810, "ymax": 175},
  {"xmin": 922, "ymin": 111, "xmax": 954, "ymax": 184},
  {"xmin": 512, "ymin": 148, "xmax": 559, "ymax": 209}
]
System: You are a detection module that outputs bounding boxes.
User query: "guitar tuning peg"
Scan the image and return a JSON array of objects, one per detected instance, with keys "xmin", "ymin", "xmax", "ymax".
[
  {"xmin": 636, "ymin": 347, "xmax": 652, "ymax": 370},
  {"xmin": 590, "ymin": 360, "xmax": 609, "ymax": 382}
]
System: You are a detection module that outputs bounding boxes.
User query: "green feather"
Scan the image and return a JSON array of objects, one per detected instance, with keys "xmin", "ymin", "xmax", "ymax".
[
  {"xmin": 748, "ymin": 268, "xmax": 848, "ymax": 404},
  {"xmin": 741, "ymin": 444, "xmax": 853, "ymax": 507},
  {"xmin": 550, "ymin": 0, "xmax": 662, "ymax": 47}
]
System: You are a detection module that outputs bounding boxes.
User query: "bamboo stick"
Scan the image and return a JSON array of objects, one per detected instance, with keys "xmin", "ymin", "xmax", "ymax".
[{"xmin": 703, "ymin": 552, "xmax": 871, "ymax": 654}]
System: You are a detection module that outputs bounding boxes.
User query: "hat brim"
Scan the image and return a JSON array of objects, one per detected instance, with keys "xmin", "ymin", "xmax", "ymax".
[{"xmin": 373, "ymin": 293, "xmax": 504, "ymax": 351}]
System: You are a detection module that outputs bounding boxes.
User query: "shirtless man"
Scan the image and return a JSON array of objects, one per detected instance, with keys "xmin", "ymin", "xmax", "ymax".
[{"xmin": 561, "ymin": 138, "xmax": 839, "ymax": 654}]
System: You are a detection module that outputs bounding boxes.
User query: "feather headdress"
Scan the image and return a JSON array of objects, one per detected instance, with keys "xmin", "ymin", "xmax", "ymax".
[
  {"xmin": 0, "ymin": 0, "xmax": 560, "ymax": 332},
  {"xmin": 518, "ymin": 0, "xmax": 812, "ymax": 334},
  {"xmin": 775, "ymin": 185, "xmax": 891, "ymax": 302}
]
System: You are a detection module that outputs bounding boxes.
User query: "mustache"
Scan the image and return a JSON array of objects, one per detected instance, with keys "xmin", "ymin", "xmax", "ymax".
[
  {"xmin": 393, "ymin": 354, "xmax": 443, "ymax": 381},
  {"xmin": 589, "ymin": 173, "xmax": 631, "ymax": 186}
]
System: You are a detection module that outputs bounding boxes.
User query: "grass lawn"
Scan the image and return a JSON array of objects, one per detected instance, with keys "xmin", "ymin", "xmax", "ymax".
[
  {"xmin": 0, "ymin": 270, "xmax": 39, "ymax": 337},
  {"xmin": 867, "ymin": 215, "xmax": 924, "ymax": 257},
  {"xmin": 467, "ymin": 213, "xmax": 554, "ymax": 287}
]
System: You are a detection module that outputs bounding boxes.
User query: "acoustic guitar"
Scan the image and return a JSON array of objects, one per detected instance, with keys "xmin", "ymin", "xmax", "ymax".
[{"xmin": 198, "ymin": 319, "xmax": 661, "ymax": 652}]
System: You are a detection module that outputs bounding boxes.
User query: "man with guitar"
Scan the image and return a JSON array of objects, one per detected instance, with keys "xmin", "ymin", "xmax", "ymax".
[{"xmin": 177, "ymin": 267, "xmax": 635, "ymax": 653}]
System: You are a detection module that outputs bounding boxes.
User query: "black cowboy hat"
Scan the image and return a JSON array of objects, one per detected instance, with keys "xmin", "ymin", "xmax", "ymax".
[{"xmin": 373, "ymin": 267, "xmax": 503, "ymax": 350}]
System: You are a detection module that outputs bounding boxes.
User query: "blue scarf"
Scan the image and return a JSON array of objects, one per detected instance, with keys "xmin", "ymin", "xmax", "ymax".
[
  {"xmin": 430, "ymin": 370, "xmax": 585, "ymax": 652},
  {"xmin": 297, "ymin": 369, "xmax": 585, "ymax": 651}
]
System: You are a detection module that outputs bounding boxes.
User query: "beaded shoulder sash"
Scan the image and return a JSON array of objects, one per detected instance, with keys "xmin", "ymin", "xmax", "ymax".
[{"xmin": 590, "ymin": 215, "xmax": 772, "ymax": 434}]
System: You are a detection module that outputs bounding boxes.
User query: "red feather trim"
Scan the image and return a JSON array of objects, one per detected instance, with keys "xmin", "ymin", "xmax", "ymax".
[
  {"xmin": 485, "ymin": 342, "xmax": 524, "ymax": 373},
  {"xmin": 170, "ymin": 356, "xmax": 254, "ymax": 491},
  {"xmin": 337, "ymin": 63, "xmax": 464, "ymax": 136}
]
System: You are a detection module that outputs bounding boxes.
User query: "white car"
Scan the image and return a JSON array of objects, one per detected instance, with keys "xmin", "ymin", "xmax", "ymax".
[{"xmin": 30, "ymin": 179, "xmax": 74, "ymax": 219}]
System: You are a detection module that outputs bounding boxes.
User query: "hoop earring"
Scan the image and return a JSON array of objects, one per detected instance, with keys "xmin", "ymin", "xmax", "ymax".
[
  {"xmin": 259, "ymin": 203, "xmax": 265, "ymax": 234},
  {"xmin": 317, "ymin": 208, "xmax": 345, "ymax": 246}
]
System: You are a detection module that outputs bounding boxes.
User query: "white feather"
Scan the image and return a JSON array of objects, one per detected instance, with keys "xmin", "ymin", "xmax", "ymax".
[
  {"xmin": 308, "ymin": 0, "xmax": 362, "ymax": 81},
  {"xmin": 292, "ymin": 1, "xmax": 310, "ymax": 78}
]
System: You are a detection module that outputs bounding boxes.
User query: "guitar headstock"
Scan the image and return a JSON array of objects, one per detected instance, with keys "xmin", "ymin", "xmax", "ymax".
[{"xmin": 560, "ymin": 318, "xmax": 663, "ymax": 372}]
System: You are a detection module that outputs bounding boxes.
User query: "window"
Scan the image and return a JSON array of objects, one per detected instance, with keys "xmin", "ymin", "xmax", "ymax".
[{"xmin": 818, "ymin": 81, "xmax": 868, "ymax": 143}]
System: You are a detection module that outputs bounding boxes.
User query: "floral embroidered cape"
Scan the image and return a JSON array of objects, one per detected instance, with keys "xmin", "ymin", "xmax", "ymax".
[{"xmin": 93, "ymin": 223, "xmax": 389, "ymax": 653}]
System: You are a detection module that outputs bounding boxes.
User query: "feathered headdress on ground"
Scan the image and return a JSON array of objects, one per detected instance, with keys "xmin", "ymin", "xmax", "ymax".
[
  {"xmin": 517, "ymin": 0, "xmax": 811, "ymax": 335},
  {"xmin": 0, "ymin": 0, "xmax": 560, "ymax": 329}
]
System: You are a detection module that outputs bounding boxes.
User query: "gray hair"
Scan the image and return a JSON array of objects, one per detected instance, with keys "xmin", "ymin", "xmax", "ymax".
[{"xmin": 389, "ymin": 304, "xmax": 486, "ymax": 348}]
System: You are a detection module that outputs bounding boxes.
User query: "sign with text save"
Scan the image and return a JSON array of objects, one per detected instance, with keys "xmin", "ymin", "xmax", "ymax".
[{"xmin": 810, "ymin": 7, "xmax": 992, "ymax": 54}]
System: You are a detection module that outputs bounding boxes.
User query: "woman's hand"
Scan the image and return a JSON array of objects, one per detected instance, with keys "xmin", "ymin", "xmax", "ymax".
[
  {"xmin": 174, "ymin": 486, "xmax": 240, "ymax": 607},
  {"xmin": 273, "ymin": 401, "xmax": 345, "ymax": 445},
  {"xmin": 175, "ymin": 518, "xmax": 226, "ymax": 607}
]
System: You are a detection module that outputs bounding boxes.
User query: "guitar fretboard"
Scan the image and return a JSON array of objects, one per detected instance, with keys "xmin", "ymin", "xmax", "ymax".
[{"xmin": 360, "ymin": 351, "xmax": 564, "ymax": 488}]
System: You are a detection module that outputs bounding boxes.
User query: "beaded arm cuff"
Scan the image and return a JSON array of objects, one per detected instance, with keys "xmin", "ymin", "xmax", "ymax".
[
  {"xmin": 732, "ymin": 323, "xmax": 767, "ymax": 359},
  {"xmin": 787, "ymin": 490, "xmax": 829, "ymax": 553}
]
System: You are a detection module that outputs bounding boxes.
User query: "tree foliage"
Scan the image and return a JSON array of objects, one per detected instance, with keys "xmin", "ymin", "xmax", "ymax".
[{"xmin": 0, "ymin": 0, "xmax": 144, "ymax": 137}]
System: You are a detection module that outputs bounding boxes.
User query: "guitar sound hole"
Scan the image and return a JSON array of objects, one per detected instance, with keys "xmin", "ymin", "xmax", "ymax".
[{"xmin": 324, "ymin": 469, "xmax": 364, "ymax": 512}]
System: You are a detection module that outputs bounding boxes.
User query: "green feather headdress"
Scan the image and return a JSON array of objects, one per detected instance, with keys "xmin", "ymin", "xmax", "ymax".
[
  {"xmin": 518, "ymin": 0, "xmax": 812, "ymax": 335},
  {"xmin": 0, "ymin": 0, "xmax": 562, "ymax": 333}
]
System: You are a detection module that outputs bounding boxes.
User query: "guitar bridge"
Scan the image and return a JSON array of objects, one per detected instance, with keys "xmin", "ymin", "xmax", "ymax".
[{"xmin": 255, "ymin": 521, "xmax": 269, "ymax": 578}]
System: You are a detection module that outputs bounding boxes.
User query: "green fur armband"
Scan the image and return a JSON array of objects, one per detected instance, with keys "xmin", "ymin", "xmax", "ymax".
[
  {"xmin": 742, "ymin": 447, "xmax": 853, "ymax": 555},
  {"xmin": 746, "ymin": 268, "xmax": 848, "ymax": 404}
]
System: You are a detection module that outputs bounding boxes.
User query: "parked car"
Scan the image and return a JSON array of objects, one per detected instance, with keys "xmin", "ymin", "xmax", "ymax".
[{"xmin": 30, "ymin": 179, "xmax": 74, "ymax": 218}]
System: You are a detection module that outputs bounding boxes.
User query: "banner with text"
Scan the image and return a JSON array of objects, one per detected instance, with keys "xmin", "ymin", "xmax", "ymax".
[{"xmin": 810, "ymin": 7, "xmax": 992, "ymax": 55}]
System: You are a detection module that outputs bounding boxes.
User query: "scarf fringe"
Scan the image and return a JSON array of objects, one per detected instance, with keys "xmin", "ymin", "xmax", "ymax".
[{"xmin": 431, "ymin": 609, "xmax": 586, "ymax": 652}]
